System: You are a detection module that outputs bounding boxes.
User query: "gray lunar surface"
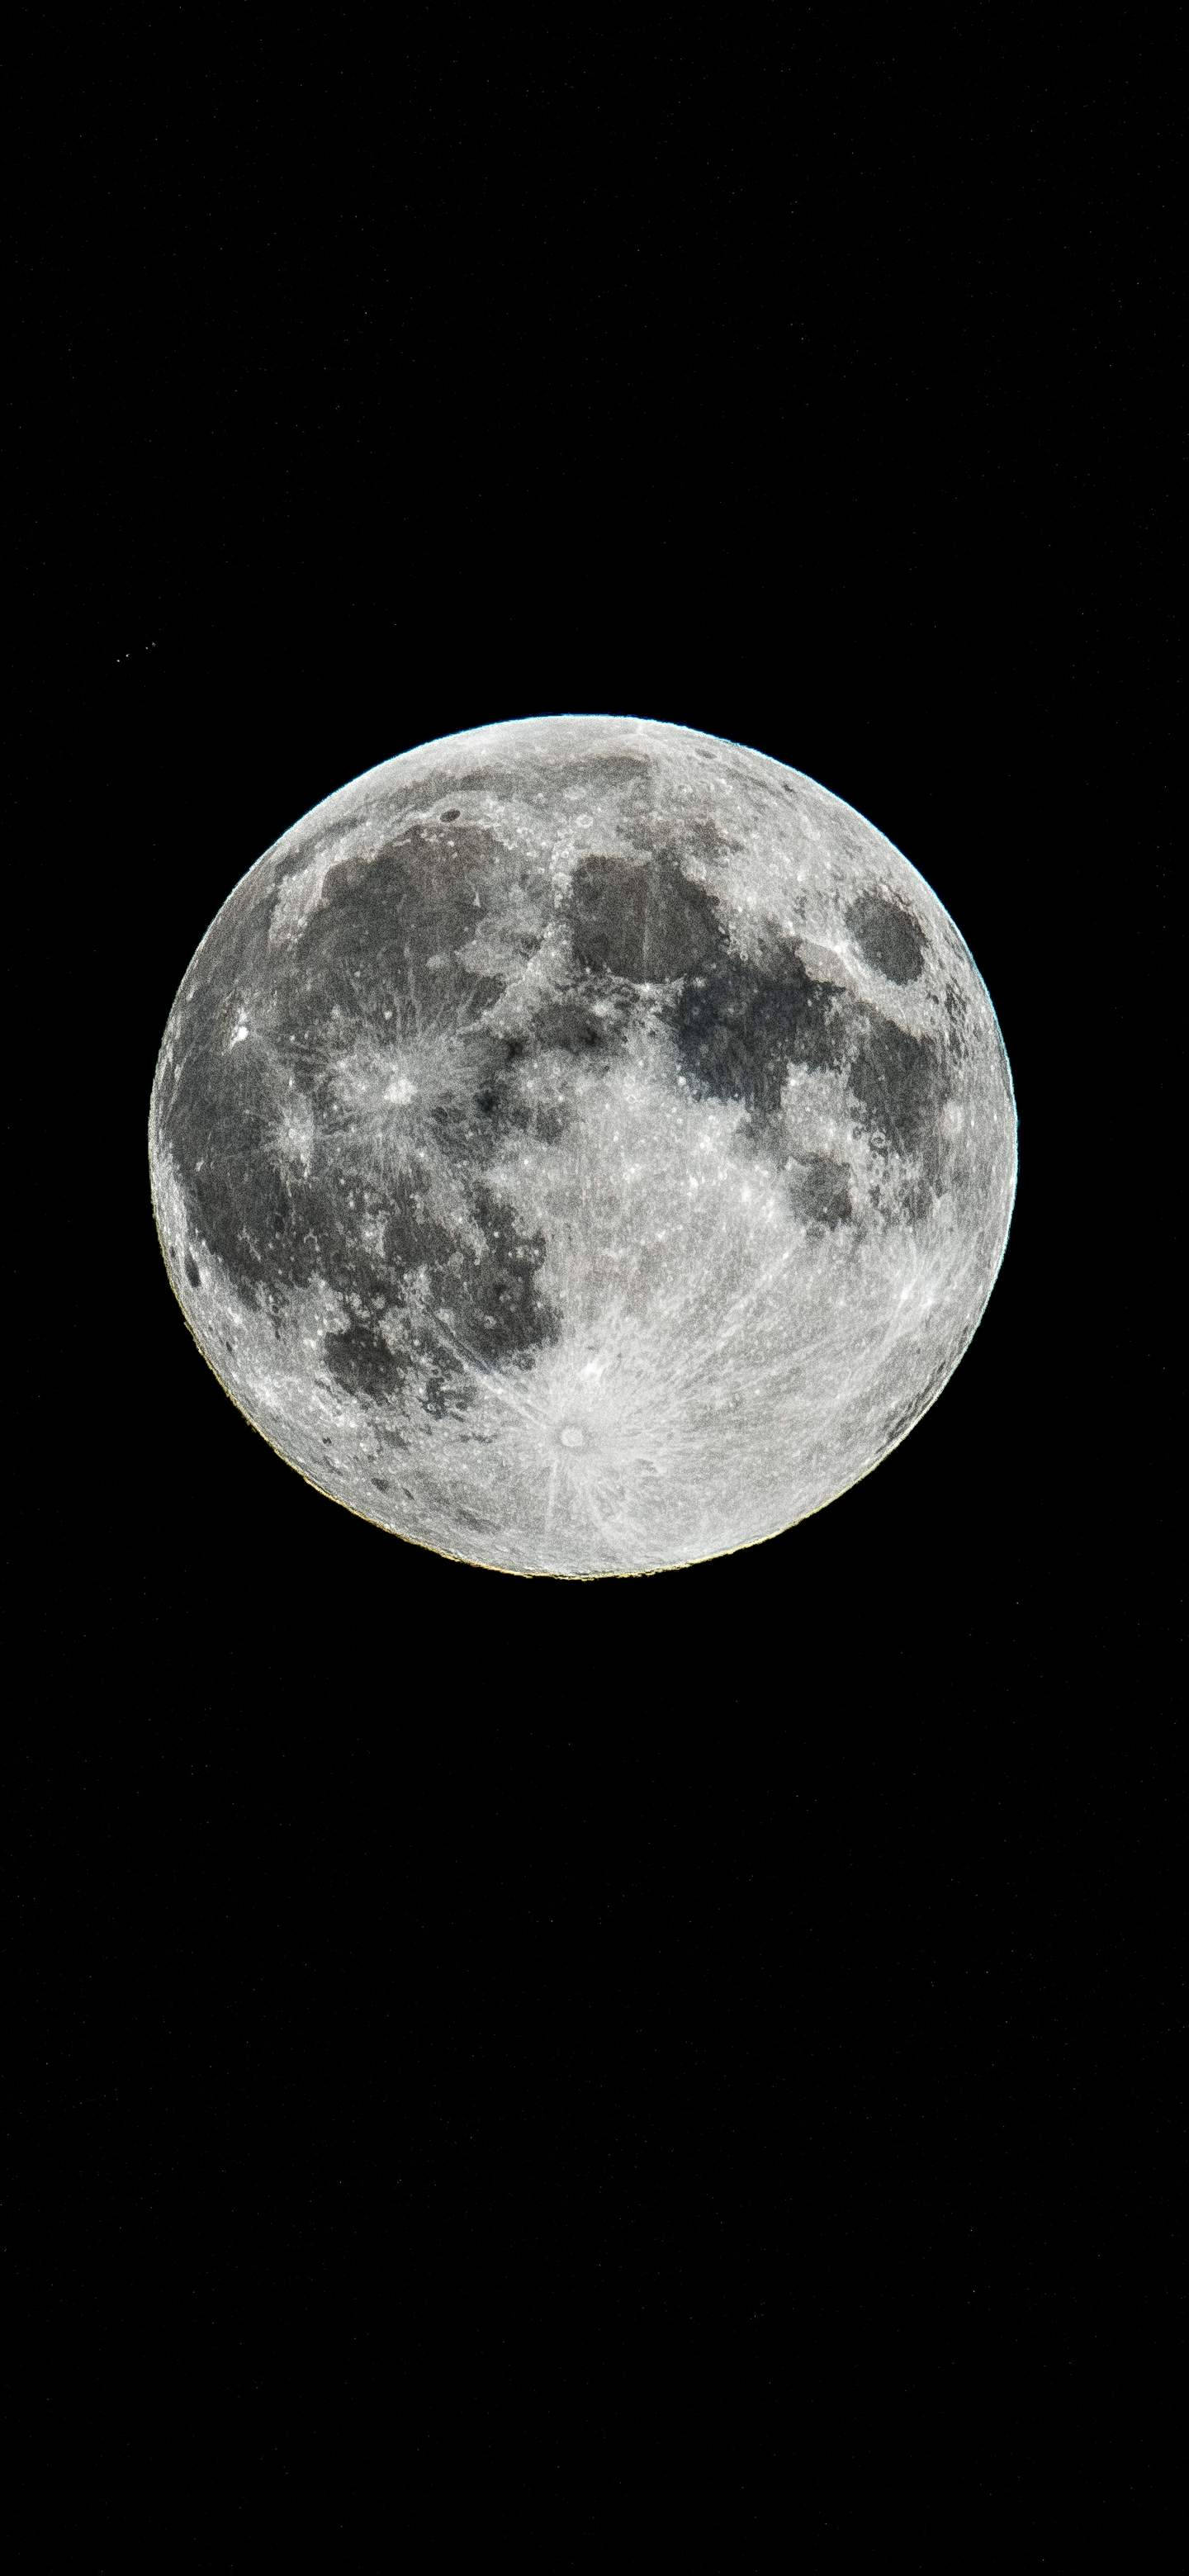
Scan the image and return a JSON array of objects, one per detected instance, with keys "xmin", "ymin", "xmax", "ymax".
[{"xmin": 149, "ymin": 715, "xmax": 1016, "ymax": 1574}]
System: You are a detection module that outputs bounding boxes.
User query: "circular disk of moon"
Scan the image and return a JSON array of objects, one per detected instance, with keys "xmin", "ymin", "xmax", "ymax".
[{"xmin": 149, "ymin": 716, "xmax": 1016, "ymax": 1576}]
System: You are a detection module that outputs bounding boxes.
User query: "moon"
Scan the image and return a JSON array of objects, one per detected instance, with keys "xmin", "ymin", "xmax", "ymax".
[{"xmin": 149, "ymin": 716, "xmax": 1016, "ymax": 1576}]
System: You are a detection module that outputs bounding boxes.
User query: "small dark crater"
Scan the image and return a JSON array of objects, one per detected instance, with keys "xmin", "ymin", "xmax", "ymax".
[
  {"xmin": 694, "ymin": 746, "xmax": 717, "ymax": 760},
  {"xmin": 183, "ymin": 1252, "xmax": 201, "ymax": 1288},
  {"xmin": 372, "ymin": 1476, "xmax": 390, "ymax": 1493},
  {"xmin": 441, "ymin": 808, "xmax": 461, "ymax": 822},
  {"xmin": 567, "ymin": 851, "xmax": 725, "ymax": 983},
  {"xmin": 475, "ymin": 1087, "xmax": 500, "ymax": 1117},
  {"xmin": 793, "ymin": 1157, "xmax": 852, "ymax": 1229},
  {"xmin": 846, "ymin": 890, "xmax": 926, "ymax": 986},
  {"xmin": 324, "ymin": 1320, "xmax": 405, "ymax": 1403},
  {"xmin": 225, "ymin": 1340, "xmax": 234, "ymax": 1354}
]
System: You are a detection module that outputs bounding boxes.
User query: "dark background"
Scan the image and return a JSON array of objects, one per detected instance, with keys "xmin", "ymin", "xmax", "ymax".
[{"xmin": 10, "ymin": 7, "xmax": 1178, "ymax": 2564}]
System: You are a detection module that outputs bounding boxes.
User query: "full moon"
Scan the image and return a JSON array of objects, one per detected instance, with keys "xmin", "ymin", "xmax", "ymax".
[{"xmin": 149, "ymin": 717, "xmax": 1016, "ymax": 1575}]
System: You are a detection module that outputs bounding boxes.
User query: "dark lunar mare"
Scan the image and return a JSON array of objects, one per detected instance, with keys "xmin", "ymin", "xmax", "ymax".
[
  {"xmin": 263, "ymin": 751, "xmax": 655, "ymax": 894},
  {"xmin": 156, "ymin": 818, "xmax": 561, "ymax": 1412},
  {"xmin": 845, "ymin": 889, "xmax": 926, "ymax": 985},
  {"xmin": 667, "ymin": 921, "xmax": 947, "ymax": 1215},
  {"xmin": 159, "ymin": 781, "xmax": 963, "ymax": 1447},
  {"xmin": 567, "ymin": 851, "xmax": 726, "ymax": 983},
  {"xmin": 669, "ymin": 938, "xmax": 847, "ymax": 1115},
  {"xmin": 566, "ymin": 853, "xmax": 947, "ymax": 1215}
]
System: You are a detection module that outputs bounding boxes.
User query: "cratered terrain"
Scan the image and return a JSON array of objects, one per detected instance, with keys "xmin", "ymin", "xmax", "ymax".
[{"xmin": 149, "ymin": 716, "xmax": 1016, "ymax": 1574}]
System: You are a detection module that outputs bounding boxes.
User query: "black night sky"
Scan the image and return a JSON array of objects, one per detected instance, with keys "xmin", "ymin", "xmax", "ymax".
[{"xmin": 12, "ymin": 10, "xmax": 1177, "ymax": 2564}]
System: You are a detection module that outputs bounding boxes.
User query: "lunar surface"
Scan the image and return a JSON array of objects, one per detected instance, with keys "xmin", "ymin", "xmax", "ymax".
[{"xmin": 149, "ymin": 717, "xmax": 1016, "ymax": 1575}]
